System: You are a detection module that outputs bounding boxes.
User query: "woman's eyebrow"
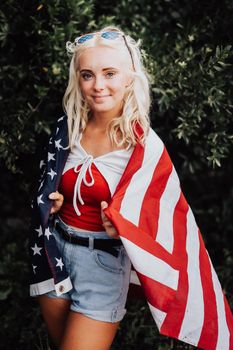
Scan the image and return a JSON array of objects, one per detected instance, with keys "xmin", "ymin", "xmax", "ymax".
[
  {"xmin": 79, "ymin": 67, "xmax": 119, "ymax": 73},
  {"xmin": 79, "ymin": 69, "xmax": 93, "ymax": 73},
  {"xmin": 102, "ymin": 67, "xmax": 119, "ymax": 71}
]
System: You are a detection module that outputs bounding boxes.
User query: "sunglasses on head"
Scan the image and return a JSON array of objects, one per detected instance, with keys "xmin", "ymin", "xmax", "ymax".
[
  {"xmin": 75, "ymin": 31, "xmax": 123, "ymax": 44},
  {"xmin": 74, "ymin": 31, "xmax": 135, "ymax": 70}
]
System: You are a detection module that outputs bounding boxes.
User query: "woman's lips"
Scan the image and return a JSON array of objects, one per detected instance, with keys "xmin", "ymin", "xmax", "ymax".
[
  {"xmin": 92, "ymin": 95, "xmax": 110, "ymax": 102},
  {"xmin": 93, "ymin": 95, "xmax": 110, "ymax": 98}
]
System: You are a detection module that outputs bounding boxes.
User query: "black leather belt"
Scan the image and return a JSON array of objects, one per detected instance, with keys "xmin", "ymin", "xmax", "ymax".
[{"xmin": 54, "ymin": 222, "xmax": 122, "ymax": 258}]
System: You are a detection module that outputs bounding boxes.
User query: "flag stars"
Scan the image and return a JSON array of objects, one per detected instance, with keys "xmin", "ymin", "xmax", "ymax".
[
  {"xmin": 40, "ymin": 169, "xmax": 46, "ymax": 180},
  {"xmin": 31, "ymin": 243, "xmax": 43, "ymax": 256},
  {"xmin": 47, "ymin": 168, "xmax": 57, "ymax": 180},
  {"xmin": 48, "ymin": 152, "xmax": 55, "ymax": 162},
  {"xmin": 37, "ymin": 194, "xmax": 44, "ymax": 205},
  {"xmin": 55, "ymin": 139, "xmax": 63, "ymax": 151},
  {"xmin": 54, "ymin": 139, "xmax": 69, "ymax": 151},
  {"xmin": 32, "ymin": 265, "xmax": 37, "ymax": 274},
  {"xmin": 45, "ymin": 228, "xmax": 52, "ymax": 240},
  {"xmin": 35, "ymin": 226, "xmax": 43, "ymax": 237},
  {"xmin": 55, "ymin": 257, "xmax": 64, "ymax": 271},
  {"xmin": 38, "ymin": 180, "xmax": 44, "ymax": 192},
  {"xmin": 39, "ymin": 160, "xmax": 45, "ymax": 169}
]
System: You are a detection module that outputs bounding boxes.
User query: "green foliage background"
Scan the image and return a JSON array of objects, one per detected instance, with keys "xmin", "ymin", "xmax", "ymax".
[{"xmin": 0, "ymin": 0, "xmax": 232, "ymax": 349}]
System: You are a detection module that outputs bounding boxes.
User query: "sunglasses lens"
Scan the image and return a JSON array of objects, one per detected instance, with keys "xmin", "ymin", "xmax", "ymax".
[
  {"xmin": 76, "ymin": 34, "xmax": 94, "ymax": 44},
  {"xmin": 101, "ymin": 31, "xmax": 121, "ymax": 40}
]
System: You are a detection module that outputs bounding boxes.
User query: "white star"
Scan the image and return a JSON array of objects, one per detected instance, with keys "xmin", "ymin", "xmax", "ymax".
[
  {"xmin": 55, "ymin": 139, "xmax": 63, "ymax": 151},
  {"xmin": 49, "ymin": 137, "xmax": 53, "ymax": 144},
  {"xmin": 40, "ymin": 168, "xmax": 46, "ymax": 179},
  {"xmin": 35, "ymin": 226, "xmax": 43, "ymax": 237},
  {"xmin": 32, "ymin": 265, "xmax": 37, "ymax": 274},
  {"xmin": 47, "ymin": 168, "xmax": 57, "ymax": 180},
  {"xmin": 31, "ymin": 243, "xmax": 43, "ymax": 256},
  {"xmin": 38, "ymin": 180, "xmax": 44, "ymax": 192},
  {"xmin": 48, "ymin": 152, "xmax": 55, "ymax": 161},
  {"xmin": 39, "ymin": 160, "xmax": 45, "ymax": 169},
  {"xmin": 55, "ymin": 139, "xmax": 69, "ymax": 151},
  {"xmin": 45, "ymin": 228, "xmax": 52, "ymax": 240},
  {"xmin": 56, "ymin": 127, "xmax": 59, "ymax": 134},
  {"xmin": 58, "ymin": 116, "xmax": 64, "ymax": 122},
  {"xmin": 37, "ymin": 194, "xmax": 44, "ymax": 205},
  {"xmin": 55, "ymin": 257, "xmax": 64, "ymax": 271}
]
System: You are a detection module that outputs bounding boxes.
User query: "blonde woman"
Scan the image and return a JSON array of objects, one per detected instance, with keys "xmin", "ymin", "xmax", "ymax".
[
  {"xmin": 30, "ymin": 26, "xmax": 233, "ymax": 350},
  {"xmin": 30, "ymin": 26, "xmax": 150, "ymax": 349}
]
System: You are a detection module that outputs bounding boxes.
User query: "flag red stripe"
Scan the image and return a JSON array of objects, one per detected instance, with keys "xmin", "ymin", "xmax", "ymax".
[
  {"xmin": 160, "ymin": 193, "xmax": 189, "ymax": 338},
  {"xmin": 197, "ymin": 231, "xmax": 218, "ymax": 350},
  {"xmin": 137, "ymin": 271, "xmax": 176, "ymax": 312},
  {"xmin": 110, "ymin": 141, "xmax": 145, "ymax": 212},
  {"xmin": 106, "ymin": 208, "xmax": 179, "ymax": 268},
  {"xmin": 139, "ymin": 147, "xmax": 173, "ymax": 240}
]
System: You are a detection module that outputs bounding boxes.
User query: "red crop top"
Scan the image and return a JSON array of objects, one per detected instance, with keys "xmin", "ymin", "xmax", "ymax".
[{"xmin": 58, "ymin": 163, "xmax": 111, "ymax": 231}]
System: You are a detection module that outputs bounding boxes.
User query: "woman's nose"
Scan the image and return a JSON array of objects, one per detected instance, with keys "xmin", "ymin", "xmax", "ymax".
[{"xmin": 93, "ymin": 76, "xmax": 105, "ymax": 90}]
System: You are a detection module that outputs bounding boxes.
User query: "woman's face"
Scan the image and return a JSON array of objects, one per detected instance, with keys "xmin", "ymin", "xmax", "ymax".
[{"xmin": 78, "ymin": 45, "xmax": 131, "ymax": 119}]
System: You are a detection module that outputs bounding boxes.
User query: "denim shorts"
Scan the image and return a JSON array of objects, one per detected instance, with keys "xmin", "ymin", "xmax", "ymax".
[{"xmin": 46, "ymin": 216, "xmax": 132, "ymax": 323}]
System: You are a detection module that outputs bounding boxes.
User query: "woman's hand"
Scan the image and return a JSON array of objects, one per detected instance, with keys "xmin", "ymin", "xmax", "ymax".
[
  {"xmin": 49, "ymin": 191, "xmax": 64, "ymax": 214},
  {"xmin": 101, "ymin": 201, "xmax": 119, "ymax": 239}
]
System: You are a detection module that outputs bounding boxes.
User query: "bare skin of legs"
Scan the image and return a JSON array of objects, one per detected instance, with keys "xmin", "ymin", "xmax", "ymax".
[
  {"xmin": 38, "ymin": 295, "xmax": 71, "ymax": 347},
  {"xmin": 59, "ymin": 311, "xmax": 120, "ymax": 350},
  {"xmin": 38, "ymin": 295, "xmax": 120, "ymax": 350}
]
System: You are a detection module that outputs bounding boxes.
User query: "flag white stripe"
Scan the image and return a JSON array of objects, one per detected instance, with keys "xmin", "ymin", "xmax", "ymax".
[
  {"xmin": 120, "ymin": 130, "xmax": 164, "ymax": 225},
  {"xmin": 156, "ymin": 166, "xmax": 181, "ymax": 253},
  {"xmin": 210, "ymin": 259, "xmax": 230, "ymax": 350},
  {"xmin": 121, "ymin": 237, "xmax": 179, "ymax": 290},
  {"xmin": 148, "ymin": 302, "xmax": 167, "ymax": 330},
  {"xmin": 130, "ymin": 270, "xmax": 141, "ymax": 285},
  {"xmin": 178, "ymin": 208, "xmax": 204, "ymax": 345}
]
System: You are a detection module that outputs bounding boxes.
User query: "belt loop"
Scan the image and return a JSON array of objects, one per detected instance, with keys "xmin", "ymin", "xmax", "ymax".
[{"xmin": 89, "ymin": 236, "xmax": 94, "ymax": 250}]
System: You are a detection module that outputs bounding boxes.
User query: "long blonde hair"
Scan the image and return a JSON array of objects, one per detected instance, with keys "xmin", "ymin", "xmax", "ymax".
[{"xmin": 63, "ymin": 26, "xmax": 151, "ymax": 149}]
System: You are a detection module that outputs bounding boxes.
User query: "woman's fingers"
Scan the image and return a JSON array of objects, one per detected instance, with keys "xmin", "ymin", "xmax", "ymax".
[
  {"xmin": 100, "ymin": 201, "xmax": 119, "ymax": 239},
  {"xmin": 49, "ymin": 191, "xmax": 62, "ymax": 200},
  {"xmin": 100, "ymin": 201, "xmax": 108, "ymax": 222},
  {"xmin": 49, "ymin": 191, "xmax": 64, "ymax": 214}
]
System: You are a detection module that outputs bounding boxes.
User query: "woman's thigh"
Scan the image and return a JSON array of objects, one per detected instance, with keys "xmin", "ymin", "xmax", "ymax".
[
  {"xmin": 59, "ymin": 311, "xmax": 120, "ymax": 350},
  {"xmin": 38, "ymin": 295, "xmax": 71, "ymax": 347}
]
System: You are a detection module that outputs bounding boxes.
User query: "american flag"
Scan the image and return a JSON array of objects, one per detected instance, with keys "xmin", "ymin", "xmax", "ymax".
[
  {"xmin": 104, "ymin": 126, "xmax": 233, "ymax": 349},
  {"xmin": 30, "ymin": 116, "xmax": 233, "ymax": 349}
]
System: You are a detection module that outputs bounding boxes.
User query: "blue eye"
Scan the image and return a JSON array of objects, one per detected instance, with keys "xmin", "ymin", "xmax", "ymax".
[
  {"xmin": 106, "ymin": 71, "xmax": 116, "ymax": 78},
  {"xmin": 81, "ymin": 72, "xmax": 93, "ymax": 80}
]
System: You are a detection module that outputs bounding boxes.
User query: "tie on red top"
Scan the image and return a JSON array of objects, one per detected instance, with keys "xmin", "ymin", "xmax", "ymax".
[{"xmin": 58, "ymin": 163, "xmax": 111, "ymax": 231}]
